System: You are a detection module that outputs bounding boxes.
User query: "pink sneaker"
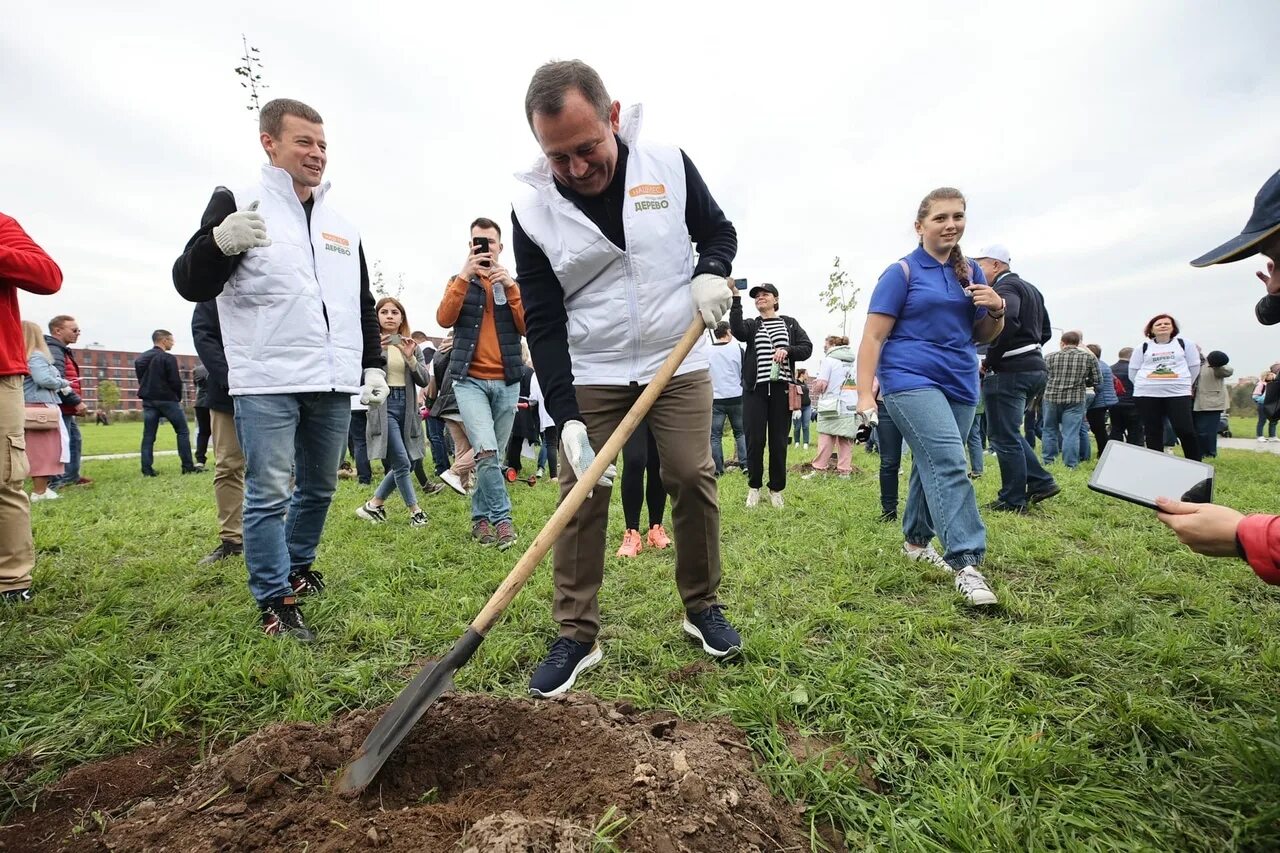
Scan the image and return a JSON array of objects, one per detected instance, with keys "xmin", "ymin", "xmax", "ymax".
[
  {"xmin": 646, "ymin": 524, "xmax": 671, "ymax": 549},
  {"xmin": 616, "ymin": 529, "xmax": 643, "ymax": 557}
]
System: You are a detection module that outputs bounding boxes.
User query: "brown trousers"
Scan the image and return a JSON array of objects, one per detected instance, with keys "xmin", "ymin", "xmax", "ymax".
[
  {"xmin": 0, "ymin": 376, "xmax": 35, "ymax": 592},
  {"xmin": 554, "ymin": 369, "xmax": 721, "ymax": 642},
  {"xmin": 210, "ymin": 409, "xmax": 245, "ymax": 545}
]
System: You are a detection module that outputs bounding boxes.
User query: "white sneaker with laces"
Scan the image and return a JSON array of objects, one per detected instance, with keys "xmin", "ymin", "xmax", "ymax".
[
  {"xmin": 745, "ymin": 488, "xmax": 760, "ymax": 508},
  {"xmin": 769, "ymin": 490, "xmax": 784, "ymax": 508},
  {"xmin": 955, "ymin": 567, "xmax": 998, "ymax": 606},
  {"xmin": 30, "ymin": 489, "xmax": 59, "ymax": 502},
  {"xmin": 902, "ymin": 542, "xmax": 951, "ymax": 571},
  {"xmin": 440, "ymin": 469, "xmax": 467, "ymax": 496}
]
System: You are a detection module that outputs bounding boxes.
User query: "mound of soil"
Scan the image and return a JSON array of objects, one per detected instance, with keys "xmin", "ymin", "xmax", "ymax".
[{"xmin": 5, "ymin": 694, "xmax": 810, "ymax": 852}]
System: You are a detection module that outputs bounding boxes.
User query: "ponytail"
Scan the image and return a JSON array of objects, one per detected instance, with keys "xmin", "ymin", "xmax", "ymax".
[{"xmin": 948, "ymin": 245, "xmax": 970, "ymax": 286}]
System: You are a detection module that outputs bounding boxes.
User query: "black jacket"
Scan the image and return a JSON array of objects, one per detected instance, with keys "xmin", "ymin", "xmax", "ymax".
[
  {"xmin": 448, "ymin": 278, "xmax": 524, "ymax": 385},
  {"xmin": 134, "ymin": 346, "xmax": 182, "ymax": 402},
  {"xmin": 191, "ymin": 302, "xmax": 232, "ymax": 413},
  {"xmin": 1111, "ymin": 359, "xmax": 1136, "ymax": 407},
  {"xmin": 985, "ymin": 270, "xmax": 1051, "ymax": 373},
  {"xmin": 428, "ymin": 347, "xmax": 459, "ymax": 419},
  {"xmin": 728, "ymin": 299, "xmax": 814, "ymax": 392}
]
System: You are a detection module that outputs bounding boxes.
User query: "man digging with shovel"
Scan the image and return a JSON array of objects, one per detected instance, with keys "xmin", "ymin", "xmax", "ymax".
[{"xmin": 513, "ymin": 60, "xmax": 743, "ymax": 697}]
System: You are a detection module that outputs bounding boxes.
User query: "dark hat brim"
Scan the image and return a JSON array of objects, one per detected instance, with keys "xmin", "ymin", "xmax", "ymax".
[
  {"xmin": 1190, "ymin": 221, "xmax": 1280, "ymax": 268},
  {"xmin": 748, "ymin": 286, "xmax": 776, "ymax": 298}
]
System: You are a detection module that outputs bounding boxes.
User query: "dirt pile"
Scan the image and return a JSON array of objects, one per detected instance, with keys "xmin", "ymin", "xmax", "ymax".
[{"xmin": 5, "ymin": 693, "xmax": 811, "ymax": 852}]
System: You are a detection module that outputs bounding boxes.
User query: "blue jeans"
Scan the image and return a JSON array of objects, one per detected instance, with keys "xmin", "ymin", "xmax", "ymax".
[
  {"xmin": 876, "ymin": 399, "xmax": 905, "ymax": 515},
  {"xmin": 141, "ymin": 400, "xmax": 194, "ymax": 472},
  {"xmin": 884, "ymin": 387, "xmax": 986, "ymax": 568},
  {"xmin": 710, "ymin": 395, "xmax": 746, "ymax": 474},
  {"xmin": 50, "ymin": 413, "xmax": 81, "ymax": 485},
  {"xmin": 1078, "ymin": 416, "xmax": 1092, "ymax": 462},
  {"xmin": 792, "ymin": 405, "xmax": 812, "ymax": 445},
  {"xmin": 235, "ymin": 393, "xmax": 349, "ymax": 604},
  {"xmin": 453, "ymin": 376, "xmax": 519, "ymax": 524},
  {"xmin": 1193, "ymin": 410, "xmax": 1221, "ymax": 457},
  {"xmin": 427, "ymin": 416, "xmax": 451, "ymax": 474},
  {"xmin": 373, "ymin": 389, "xmax": 418, "ymax": 508},
  {"xmin": 1257, "ymin": 403, "xmax": 1274, "ymax": 438},
  {"xmin": 966, "ymin": 412, "xmax": 985, "ymax": 474},
  {"xmin": 348, "ymin": 410, "xmax": 372, "ymax": 484},
  {"xmin": 983, "ymin": 371, "xmax": 1056, "ymax": 508},
  {"xmin": 1041, "ymin": 400, "xmax": 1086, "ymax": 467}
]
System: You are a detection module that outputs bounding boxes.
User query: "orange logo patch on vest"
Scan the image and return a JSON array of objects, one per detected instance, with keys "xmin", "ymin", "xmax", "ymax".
[
  {"xmin": 322, "ymin": 232, "xmax": 350, "ymax": 247},
  {"xmin": 627, "ymin": 183, "xmax": 667, "ymax": 198}
]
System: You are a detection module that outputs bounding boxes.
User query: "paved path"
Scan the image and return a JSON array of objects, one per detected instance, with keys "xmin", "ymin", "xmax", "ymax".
[
  {"xmin": 1220, "ymin": 438, "xmax": 1280, "ymax": 455},
  {"xmin": 82, "ymin": 450, "xmax": 177, "ymax": 461}
]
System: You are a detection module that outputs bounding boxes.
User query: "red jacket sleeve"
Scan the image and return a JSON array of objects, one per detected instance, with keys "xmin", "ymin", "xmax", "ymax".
[
  {"xmin": 1236, "ymin": 514, "xmax": 1280, "ymax": 585},
  {"xmin": 0, "ymin": 213, "xmax": 62, "ymax": 294}
]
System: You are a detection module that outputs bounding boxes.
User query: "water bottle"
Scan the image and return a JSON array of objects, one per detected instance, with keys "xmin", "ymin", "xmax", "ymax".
[
  {"xmin": 492, "ymin": 279, "xmax": 507, "ymax": 306},
  {"xmin": 770, "ymin": 361, "xmax": 780, "ymax": 382}
]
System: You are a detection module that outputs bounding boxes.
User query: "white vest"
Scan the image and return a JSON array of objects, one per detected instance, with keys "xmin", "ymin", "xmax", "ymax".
[
  {"xmin": 513, "ymin": 105, "xmax": 704, "ymax": 386},
  {"xmin": 217, "ymin": 165, "xmax": 364, "ymax": 396}
]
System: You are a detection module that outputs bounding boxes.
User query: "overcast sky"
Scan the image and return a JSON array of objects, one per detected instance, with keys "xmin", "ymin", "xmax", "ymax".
[{"xmin": 7, "ymin": 0, "xmax": 1280, "ymax": 378}]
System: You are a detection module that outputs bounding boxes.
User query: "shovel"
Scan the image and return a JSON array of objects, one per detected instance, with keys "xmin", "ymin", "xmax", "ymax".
[{"xmin": 335, "ymin": 316, "xmax": 708, "ymax": 795}]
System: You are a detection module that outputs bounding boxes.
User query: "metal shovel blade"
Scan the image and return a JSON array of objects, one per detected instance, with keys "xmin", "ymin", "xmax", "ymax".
[{"xmin": 334, "ymin": 628, "xmax": 482, "ymax": 795}]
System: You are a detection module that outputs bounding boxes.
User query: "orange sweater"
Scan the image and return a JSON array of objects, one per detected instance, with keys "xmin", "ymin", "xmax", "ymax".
[{"xmin": 436, "ymin": 274, "xmax": 526, "ymax": 380}]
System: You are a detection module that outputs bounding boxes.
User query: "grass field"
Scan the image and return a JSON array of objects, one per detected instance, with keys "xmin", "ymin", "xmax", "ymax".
[{"xmin": 4, "ymin": 426, "xmax": 1280, "ymax": 850}]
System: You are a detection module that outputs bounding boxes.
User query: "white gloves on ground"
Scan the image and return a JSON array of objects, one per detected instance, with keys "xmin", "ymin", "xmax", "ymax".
[
  {"xmin": 561, "ymin": 419, "xmax": 616, "ymax": 496},
  {"xmin": 212, "ymin": 201, "xmax": 272, "ymax": 256},
  {"xmin": 691, "ymin": 274, "xmax": 732, "ymax": 329},
  {"xmin": 360, "ymin": 368, "xmax": 390, "ymax": 406}
]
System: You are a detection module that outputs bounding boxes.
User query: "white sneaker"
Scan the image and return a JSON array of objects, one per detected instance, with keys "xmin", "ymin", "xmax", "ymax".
[
  {"xmin": 955, "ymin": 567, "xmax": 998, "ymax": 606},
  {"xmin": 769, "ymin": 490, "xmax": 784, "ymax": 508},
  {"xmin": 440, "ymin": 469, "xmax": 467, "ymax": 496},
  {"xmin": 902, "ymin": 542, "xmax": 951, "ymax": 571},
  {"xmin": 30, "ymin": 489, "xmax": 59, "ymax": 502},
  {"xmin": 803, "ymin": 443, "xmax": 809, "ymax": 449},
  {"xmin": 746, "ymin": 488, "xmax": 760, "ymax": 507},
  {"xmin": 1258, "ymin": 436, "xmax": 1268, "ymax": 443}
]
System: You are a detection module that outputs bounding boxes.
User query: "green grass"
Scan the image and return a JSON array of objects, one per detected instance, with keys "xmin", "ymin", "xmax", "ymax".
[
  {"xmin": 78, "ymin": 421, "xmax": 199, "ymax": 458},
  {"xmin": 5, "ymin": 437, "xmax": 1280, "ymax": 851}
]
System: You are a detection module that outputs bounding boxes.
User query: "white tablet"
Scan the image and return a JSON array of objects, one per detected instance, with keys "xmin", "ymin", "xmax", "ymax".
[{"xmin": 1088, "ymin": 441, "xmax": 1214, "ymax": 509}]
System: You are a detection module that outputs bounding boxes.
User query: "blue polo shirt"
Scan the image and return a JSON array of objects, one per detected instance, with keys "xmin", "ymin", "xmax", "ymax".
[{"xmin": 867, "ymin": 245, "xmax": 987, "ymax": 405}]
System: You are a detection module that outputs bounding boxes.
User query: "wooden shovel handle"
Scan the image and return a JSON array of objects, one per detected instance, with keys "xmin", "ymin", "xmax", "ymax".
[{"xmin": 471, "ymin": 317, "xmax": 708, "ymax": 635}]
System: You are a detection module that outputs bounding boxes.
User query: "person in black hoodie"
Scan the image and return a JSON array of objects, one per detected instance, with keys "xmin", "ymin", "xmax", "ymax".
[
  {"xmin": 730, "ymin": 282, "xmax": 813, "ymax": 508},
  {"xmin": 134, "ymin": 329, "xmax": 198, "ymax": 476},
  {"xmin": 191, "ymin": 304, "xmax": 246, "ymax": 566},
  {"xmin": 972, "ymin": 246, "xmax": 1058, "ymax": 514}
]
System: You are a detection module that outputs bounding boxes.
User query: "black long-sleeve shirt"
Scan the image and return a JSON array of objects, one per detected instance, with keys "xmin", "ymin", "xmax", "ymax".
[
  {"xmin": 190, "ymin": 301, "xmax": 233, "ymax": 414},
  {"xmin": 172, "ymin": 187, "xmax": 383, "ymax": 371},
  {"xmin": 513, "ymin": 139, "xmax": 737, "ymax": 426}
]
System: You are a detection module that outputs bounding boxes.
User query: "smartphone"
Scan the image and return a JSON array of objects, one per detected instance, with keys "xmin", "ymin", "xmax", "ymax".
[
  {"xmin": 472, "ymin": 235, "xmax": 492, "ymax": 269},
  {"xmin": 1087, "ymin": 441, "xmax": 1215, "ymax": 509},
  {"xmin": 386, "ymin": 333, "xmax": 403, "ymax": 346},
  {"xmin": 733, "ymin": 278, "xmax": 749, "ymax": 290}
]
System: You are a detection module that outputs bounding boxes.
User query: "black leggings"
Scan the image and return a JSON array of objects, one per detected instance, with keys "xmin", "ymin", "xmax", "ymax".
[
  {"xmin": 744, "ymin": 381, "xmax": 793, "ymax": 491},
  {"xmin": 621, "ymin": 422, "xmax": 665, "ymax": 530},
  {"xmin": 194, "ymin": 406, "xmax": 211, "ymax": 463},
  {"xmin": 1136, "ymin": 396, "xmax": 1201, "ymax": 461},
  {"xmin": 1086, "ymin": 407, "xmax": 1109, "ymax": 457}
]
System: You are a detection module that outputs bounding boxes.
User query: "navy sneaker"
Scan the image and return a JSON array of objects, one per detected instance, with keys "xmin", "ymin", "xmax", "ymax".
[
  {"xmin": 682, "ymin": 605, "xmax": 742, "ymax": 658},
  {"xmin": 259, "ymin": 595, "xmax": 315, "ymax": 642},
  {"xmin": 528, "ymin": 637, "xmax": 602, "ymax": 698},
  {"xmin": 288, "ymin": 566, "xmax": 326, "ymax": 597},
  {"xmin": 986, "ymin": 500, "xmax": 1029, "ymax": 515},
  {"xmin": 0, "ymin": 587, "xmax": 34, "ymax": 604}
]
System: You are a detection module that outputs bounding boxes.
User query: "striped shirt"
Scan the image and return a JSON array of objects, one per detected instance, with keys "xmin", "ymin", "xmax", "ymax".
[{"xmin": 754, "ymin": 317, "xmax": 791, "ymax": 385}]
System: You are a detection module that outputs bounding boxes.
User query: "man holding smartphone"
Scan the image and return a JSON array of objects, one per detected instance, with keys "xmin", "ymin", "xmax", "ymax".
[
  {"xmin": 435, "ymin": 217, "xmax": 526, "ymax": 551},
  {"xmin": 512, "ymin": 60, "xmax": 740, "ymax": 697}
]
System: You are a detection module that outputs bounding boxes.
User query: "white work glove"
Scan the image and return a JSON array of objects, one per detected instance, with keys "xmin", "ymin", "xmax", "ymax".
[
  {"xmin": 359, "ymin": 368, "xmax": 390, "ymax": 406},
  {"xmin": 561, "ymin": 419, "xmax": 616, "ymax": 496},
  {"xmin": 212, "ymin": 201, "xmax": 272, "ymax": 256},
  {"xmin": 691, "ymin": 273, "xmax": 732, "ymax": 330}
]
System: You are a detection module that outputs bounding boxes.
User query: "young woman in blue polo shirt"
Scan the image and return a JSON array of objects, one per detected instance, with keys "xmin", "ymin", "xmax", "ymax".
[{"xmin": 855, "ymin": 187, "xmax": 1006, "ymax": 606}]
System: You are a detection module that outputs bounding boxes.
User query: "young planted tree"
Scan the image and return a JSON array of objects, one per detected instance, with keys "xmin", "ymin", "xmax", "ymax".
[
  {"xmin": 820, "ymin": 256, "xmax": 860, "ymax": 338},
  {"xmin": 234, "ymin": 35, "xmax": 268, "ymax": 118},
  {"xmin": 98, "ymin": 379, "xmax": 121, "ymax": 412},
  {"xmin": 370, "ymin": 260, "xmax": 406, "ymax": 300}
]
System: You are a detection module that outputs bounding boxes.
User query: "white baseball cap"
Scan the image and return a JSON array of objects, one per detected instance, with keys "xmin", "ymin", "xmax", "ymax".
[{"xmin": 971, "ymin": 244, "xmax": 1011, "ymax": 264}]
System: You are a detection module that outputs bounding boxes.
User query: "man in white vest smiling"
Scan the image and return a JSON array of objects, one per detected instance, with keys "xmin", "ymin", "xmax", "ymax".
[
  {"xmin": 512, "ymin": 60, "xmax": 741, "ymax": 698},
  {"xmin": 173, "ymin": 98, "xmax": 388, "ymax": 642}
]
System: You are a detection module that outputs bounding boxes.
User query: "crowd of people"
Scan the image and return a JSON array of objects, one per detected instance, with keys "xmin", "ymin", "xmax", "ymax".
[{"xmin": 3, "ymin": 61, "xmax": 1280, "ymax": 701}]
